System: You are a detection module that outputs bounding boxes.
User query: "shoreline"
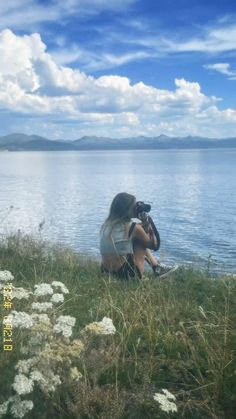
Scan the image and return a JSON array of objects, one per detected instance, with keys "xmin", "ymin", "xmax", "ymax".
[
  {"xmin": 0, "ymin": 231, "xmax": 235, "ymax": 277},
  {"xmin": 1, "ymin": 146, "xmax": 236, "ymax": 152}
]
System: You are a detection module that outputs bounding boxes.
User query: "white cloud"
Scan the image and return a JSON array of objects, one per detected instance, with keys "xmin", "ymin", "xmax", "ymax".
[
  {"xmin": 0, "ymin": 29, "xmax": 236, "ymax": 139},
  {"xmin": 124, "ymin": 21, "xmax": 236, "ymax": 55},
  {"xmin": 0, "ymin": 1, "xmax": 61, "ymax": 31},
  {"xmin": 0, "ymin": 0, "xmax": 137, "ymax": 31},
  {"xmin": 52, "ymin": 45, "xmax": 152, "ymax": 71},
  {"xmin": 163, "ymin": 24, "xmax": 236, "ymax": 53},
  {"xmin": 204, "ymin": 63, "xmax": 236, "ymax": 80},
  {"xmin": 65, "ymin": 20, "xmax": 236, "ymax": 73},
  {"xmin": 85, "ymin": 51, "xmax": 152, "ymax": 71}
]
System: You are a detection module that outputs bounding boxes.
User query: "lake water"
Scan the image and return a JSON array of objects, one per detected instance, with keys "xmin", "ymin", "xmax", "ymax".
[{"xmin": 0, "ymin": 149, "xmax": 235, "ymax": 274}]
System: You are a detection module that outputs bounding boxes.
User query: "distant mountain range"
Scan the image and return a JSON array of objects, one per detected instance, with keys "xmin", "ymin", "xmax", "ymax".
[{"xmin": 0, "ymin": 133, "xmax": 235, "ymax": 151}]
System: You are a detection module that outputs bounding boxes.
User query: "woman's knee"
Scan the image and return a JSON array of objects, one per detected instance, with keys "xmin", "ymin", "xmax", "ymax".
[{"xmin": 132, "ymin": 237, "xmax": 146, "ymax": 251}]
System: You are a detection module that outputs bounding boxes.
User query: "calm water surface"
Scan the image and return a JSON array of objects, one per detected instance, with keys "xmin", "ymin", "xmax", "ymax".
[{"xmin": 0, "ymin": 149, "xmax": 235, "ymax": 273}]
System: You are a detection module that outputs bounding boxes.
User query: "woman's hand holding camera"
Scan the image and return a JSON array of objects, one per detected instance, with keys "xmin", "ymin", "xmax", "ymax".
[
  {"xmin": 138, "ymin": 211, "xmax": 150, "ymax": 233},
  {"xmin": 138, "ymin": 211, "xmax": 158, "ymax": 249}
]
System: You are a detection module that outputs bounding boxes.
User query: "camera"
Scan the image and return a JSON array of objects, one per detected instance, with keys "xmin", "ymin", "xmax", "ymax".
[{"xmin": 134, "ymin": 201, "xmax": 151, "ymax": 218}]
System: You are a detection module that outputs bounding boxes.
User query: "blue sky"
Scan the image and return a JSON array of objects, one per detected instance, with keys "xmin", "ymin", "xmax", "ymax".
[{"xmin": 0, "ymin": 0, "xmax": 236, "ymax": 139}]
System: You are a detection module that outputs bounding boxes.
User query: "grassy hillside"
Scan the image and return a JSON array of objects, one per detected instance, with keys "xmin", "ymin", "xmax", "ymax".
[{"xmin": 0, "ymin": 233, "xmax": 236, "ymax": 418}]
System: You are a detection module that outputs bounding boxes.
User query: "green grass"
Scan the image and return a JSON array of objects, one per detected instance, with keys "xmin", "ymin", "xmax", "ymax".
[{"xmin": 0, "ymin": 232, "xmax": 236, "ymax": 418}]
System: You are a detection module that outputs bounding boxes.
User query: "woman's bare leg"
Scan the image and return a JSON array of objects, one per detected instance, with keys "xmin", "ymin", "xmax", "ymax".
[
  {"xmin": 132, "ymin": 246, "xmax": 160, "ymax": 275},
  {"xmin": 133, "ymin": 247, "xmax": 146, "ymax": 274},
  {"xmin": 132, "ymin": 240, "xmax": 146, "ymax": 275},
  {"xmin": 145, "ymin": 249, "xmax": 159, "ymax": 268},
  {"xmin": 132, "ymin": 225, "xmax": 160, "ymax": 274}
]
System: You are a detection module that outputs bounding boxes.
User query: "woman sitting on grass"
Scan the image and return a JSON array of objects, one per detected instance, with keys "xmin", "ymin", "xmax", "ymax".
[{"xmin": 100, "ymin": 192, "xmax": 177, "ymax": 280}]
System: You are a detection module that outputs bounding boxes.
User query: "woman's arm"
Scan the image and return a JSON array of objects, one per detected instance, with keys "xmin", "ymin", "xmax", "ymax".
[{"xmin": 132, "ymin": 223, "xmax": 157, "ymax": 250}]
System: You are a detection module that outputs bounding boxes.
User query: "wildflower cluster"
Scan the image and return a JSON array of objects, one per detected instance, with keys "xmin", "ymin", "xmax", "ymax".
[
  {"xmin": 84, "ymin": 316, "xmax": 116, "ymax": 335},
  {"xmin": 0, "ymin": 274, "xmax": 78, "ymax": 417},
  {"xmin": 0, "ymin": 271, "xmax": 14, "ymax": 283},
  {"xmin": 0, "ymin": 271, "xmax": 116, "ymax": 418},
  {"xmin": 153, "ymin": 389, "xmax": 178, "ymax": 413},
  {"xmin": 0, "ymin": 270, "xmax": 14, "ymax": 297}
]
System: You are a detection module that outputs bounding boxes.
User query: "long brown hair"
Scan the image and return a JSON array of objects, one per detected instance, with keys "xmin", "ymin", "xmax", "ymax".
[{"xmin": 100, "ymin": 192, "xmax": 136, "ymax": 234}]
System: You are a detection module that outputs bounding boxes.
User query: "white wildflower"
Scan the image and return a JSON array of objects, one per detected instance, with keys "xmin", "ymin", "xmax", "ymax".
[
  {"xmin": 31, "ymin": 302, "xmax": 53, "ymax": 312},
  {"xmin": 29, "ymin": 369, "xmax": 45, "ymax": 383},
  {"xmin": 12, "ymin": 287, "xmax": 32, "ymax": 300},
  {"xmin": 2, "ymin": 313, "xmax": 13, "ymax": 325},
  {"xmin": 50, "ymin": 293, "xmax": 64, "ymax": 304},
  {"xmin": 34, "ymin": 283, "xmax": 54, "ymax": 297},
  {"xmin": 20, "ymin": 336, "xmax": 42, "ymax": 355},
  {"xmin": 15, "ymin": 358, "xmax": 37, "ymax": 374},
  {"xmin": 69, "ymin": 367, "xmax": 82, "ymax": 381},
  {"xmin": 31, "ymin": 313, "xmax": 51, "ymax": 325},
  {"xmin": 153, "ymin": 389, "xmax": 177, "ymax": 413},
  {"xmin": 55, "ymin": 315, "xmax": 76, "ymax": 327},
  {"xmin": 0, "ymin": 270, "xmax": 14, "ymax": 282},
  {"xmin": 51, "ymin": 281, "xmax": 69, "ymax": 294},
  {"xmin": 7, "ymin": 311, "xmax": 34, "ymax": 329},
  {"xmin": 48, "ymin": 372, "xmax": 61, "ymax": 388},
  {"xmin": 0, "ymin": 401, "xmax": 10, "ymax": 416},
  {"xmin": 162, "ymin": 389, "xmax": 176, "ymax": 401},
  {"xmin": 99, "ymin": 317, "xmax": 116, "ymax": 334},
  {"xmin": 12, "ymin": 374, "xmax": 34, "ymax": 395},
  {"xmin": 85, "ymin": 317, "xmax": 116, "ymax": 335},
  {"xmin": 53, "ymin": 315, "xmax": 76, "ymax": 338},
  {"xmin": 37, "ymin": 371, "xmax": 61, "ymax": 394},
  {"xmin": 9, "ymin": 396, "xmax": 33, "ymax": 419}
]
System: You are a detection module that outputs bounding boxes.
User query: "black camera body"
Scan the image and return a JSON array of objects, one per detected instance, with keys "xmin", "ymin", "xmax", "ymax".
[
  {"xmin": 134, "ymin": 201, "xmax": 151, "ymax": 218},
  {"xmin": 134, "ymin": 201, "xmax": 160, "ymax": 250}
]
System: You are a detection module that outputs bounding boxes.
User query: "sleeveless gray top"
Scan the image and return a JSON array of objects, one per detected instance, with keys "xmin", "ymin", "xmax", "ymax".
[{"xmin": 99, "ymin": 221, "xmax": 134, "ymax": 256}]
